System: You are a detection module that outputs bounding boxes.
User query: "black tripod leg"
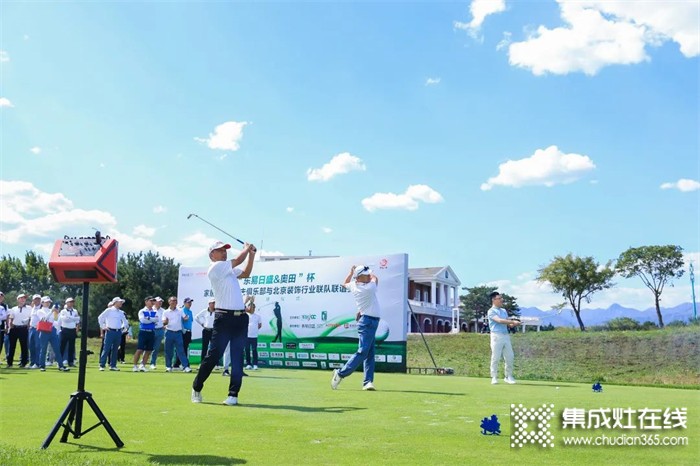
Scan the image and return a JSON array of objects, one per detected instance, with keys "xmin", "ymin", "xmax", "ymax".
[
  {"xmin": 60, "ymin": 397, "xmax": 79, "ymax": 443},
  {"xmin": 42, "ymin": 396, "xmax": 76, "ymax": 449},
  {"xmin": 85, "ymin": 395, "xmax": 124, "ymax": 448}
]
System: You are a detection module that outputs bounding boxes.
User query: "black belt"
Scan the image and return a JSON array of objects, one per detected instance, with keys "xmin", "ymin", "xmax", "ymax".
[
  {"xmin": 13, "ymin": 325, "xmax": 28, "ymax": 328},
  {"xmin": 107, "ymin": 328, "xmax": 121, "ymax": 331},
  {"xmin": 215, "ymin": 308, "xmax": 245, "ymax": 316},
  {"xmin": 61, "ymin": 327, "xmax": 77, "ymax": 330}
]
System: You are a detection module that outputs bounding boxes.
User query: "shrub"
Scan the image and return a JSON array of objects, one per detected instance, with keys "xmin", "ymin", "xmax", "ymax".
[
  {"xmin": 666, "ymin": 319, "xmax": 687, "ymax": 328},
  {"xmin": 606, "ymin": 317, "xmax": 641, "ymax": 331}
]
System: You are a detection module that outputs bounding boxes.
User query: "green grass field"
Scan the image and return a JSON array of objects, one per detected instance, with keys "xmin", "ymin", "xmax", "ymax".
[{"xmin": 1, "ymin": 360, "xmax": 698, "ymax": 465}]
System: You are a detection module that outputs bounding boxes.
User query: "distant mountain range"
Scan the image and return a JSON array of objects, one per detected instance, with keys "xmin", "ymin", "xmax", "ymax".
[{"xmin": 519, "ymin": 302, "xmax": 697, "ymax": 327}]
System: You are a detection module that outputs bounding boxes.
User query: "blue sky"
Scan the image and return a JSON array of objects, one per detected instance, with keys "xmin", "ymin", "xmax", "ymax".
[{"xmin": 1, "ymin": 1, "xmax": 698, "ymax": 310}]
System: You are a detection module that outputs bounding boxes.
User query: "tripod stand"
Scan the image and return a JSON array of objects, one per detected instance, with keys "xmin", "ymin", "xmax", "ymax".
[
  {"xmin": 407, "ymin": 300, "xmax": 439, "ymax": 371},
  {"xmin": 42, "ymin": 282, "xmax": 124, "ymax": 449}
]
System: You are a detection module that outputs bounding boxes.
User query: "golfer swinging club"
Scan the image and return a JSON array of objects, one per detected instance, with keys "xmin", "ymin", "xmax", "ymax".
[
  {"xmin": 331, "ymin": 265, "xmax": 380, "ymax": 391},
  {"xmin": 192, "ymin": 240, "xmax": 256, "ymax": 405}
]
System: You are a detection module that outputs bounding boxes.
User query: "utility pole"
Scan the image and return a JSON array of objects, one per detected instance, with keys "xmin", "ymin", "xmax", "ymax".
[{"xmin": 690, "ymin": 262, "xmax": 697, "ymax": 320}]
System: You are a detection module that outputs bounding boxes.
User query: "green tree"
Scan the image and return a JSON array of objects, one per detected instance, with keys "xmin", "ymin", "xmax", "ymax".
[
  {"xmin": 117, "ymin": 251, "xmax": 180, "ymax": 320},
  {"xmin": 0, "ymin": 255, "xmax": 25, "ymax": 297},
  {"xmin": 537, "ymin": 254, "xmax": 615, "ymax": 332},
  {"xmin": 459, "ymin": 285, "xmax": 520, "ymax": 331},
  {"xmin": 616, "ymin": 245, "xmax": 685, "ymax": 328}
]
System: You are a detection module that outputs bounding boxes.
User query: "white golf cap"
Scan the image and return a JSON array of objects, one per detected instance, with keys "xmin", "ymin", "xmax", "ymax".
[
  {"xmin": 65, "ymin": 297, "xmax": 75, "ymax": 303},
  {"xmin": 209, "ymin": 241, "xmax": 231, "ymax": 253},
  {"xmin": 32, "ymin": 294, "xmax": 41, "ymax": 300},
  {"xmin": 17, "ymin": 293, "xmax": 27, "ymax": 299},
  {"xmin": 208, "ymin": 297, "xmax": 216, "ymax": 304},
  {"xmin": 112, "ymin": 297, "xmax": 125, "ymax": 303},
  {"xmin": 353, "ymin": 265, "xmax": 372, "ymax": 279},
  {"xmin": 154, "ymin": 296, "xmax": 163, "ymax": 302},
  {"xmin": 41, "ymin": 296, "xmax": 52, "ymax": 303}
]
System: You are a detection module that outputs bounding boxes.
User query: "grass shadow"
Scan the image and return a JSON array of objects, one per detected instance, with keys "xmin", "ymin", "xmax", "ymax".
[
  {"xmin": 380, "ymin": 389, "xmax": 465, "ymax": 396},
  {"xmin": 148, "ymin": 454, "xmax": 246, "ymax": 465},
  {"xmin": 238, "ymin": 403, "xmax": 366, "ymax": 413}
]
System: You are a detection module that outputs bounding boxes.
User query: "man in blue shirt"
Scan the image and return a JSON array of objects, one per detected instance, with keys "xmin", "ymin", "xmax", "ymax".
[
  {"xmin": 486, "ymin": 291, "xmax": 521, "ymax": 385},
  {"xmin": 175, "ymin": 298, "xmax": 194, "ymax": 368}
]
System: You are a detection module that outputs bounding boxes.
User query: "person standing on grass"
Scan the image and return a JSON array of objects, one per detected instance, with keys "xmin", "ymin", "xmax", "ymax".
[
  {"xmin": 150, "ymin": 297, "xmax": 165, "ymax": 370},
  {"xmin": 331, "ymin": 265, "xmax": 381, "ymax": 391},
  {"xmin": 28, "ymin": 294, "xmax": 42, "ymax": 368},
  {"xmin": 59, "ymin": 297, "xmax": 80, "ymax": 367},
  {"xmin": 174, "ymin": 298, "xmax": 194, "ymax": 368},
  {"xmin": 192, "ymin": 240, "xmax": 256, "ymax": 406},
  {"xmin": 0, "ymin": 292, "xmax": 7, "ymax": 365},
  {"xmin": 37, "ymin": 297, "xmax": 69, "ymax": 372},
  {"xmin": 195, "ymin": 297, "xmax": 217, "ymax": 368},
  {"xmin": 486, "ymin": 291, "xmax": 521, "ymax": 385},
  {"xmin": 133, "ymin": 297, "xmax": 159, "ymax": 372},
  {"xmin": 245, "ymin": 296, "xmax": 261, "ymax": 370},
  {"xmin": 163, "ymin": 296, "xmax": 192, "ymax": 373},
  {"xmin": 98, "ymin": 298, "xmax": 128, "ymax": 371},
  {"xmin": 7, "ymin": 293, "xmax": 31, "ymax": 368}
]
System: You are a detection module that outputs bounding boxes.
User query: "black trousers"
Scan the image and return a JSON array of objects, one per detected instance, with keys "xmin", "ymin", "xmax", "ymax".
[
  {"xmin": 245, "ymin": 337, "xmax": 258, "ymax": 366},
  {"xmin": 201, "ymin": 328, "xmax": 213, "ymax": 361},
  {"xmin": 8, "ymin": 326, "xmax": 29, "ymax": 367},
  {"xmin": 175, "ymin": 330, "xmax": 192, "ymax": 367},
  {"xmin": 118, "ymin": 332, "xmax": 127, "ymax": 362},
  {"xmin": 59, "ymin": 328, "xmax": 77, "ymax": 365},
  {"xmin": 193, "ymin": 312, "xmax": 248, "ymax": 396}
]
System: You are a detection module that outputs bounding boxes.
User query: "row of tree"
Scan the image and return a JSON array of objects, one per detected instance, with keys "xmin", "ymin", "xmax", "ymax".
[
  {"xmin": 0, "ymin": 251, "xmax": 179, "ymax": 333},
  {"xmin": 459, "ymin": 245, "xmax": 686, "ymax": 331},
  {"xmin": 0, "ymin": 244, "xmax": 686, "ymax": 333}
]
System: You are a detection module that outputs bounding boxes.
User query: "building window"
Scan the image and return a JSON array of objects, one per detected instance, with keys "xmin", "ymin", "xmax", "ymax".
[{"xmin": 414, "ymin": 290, "xmax": 421, "ymax": 301}]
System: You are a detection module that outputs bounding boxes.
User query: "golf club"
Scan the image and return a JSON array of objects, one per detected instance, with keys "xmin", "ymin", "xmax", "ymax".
[{"xmin": 187, "ymin": 213, "xmax": 245, "ymax": 245}]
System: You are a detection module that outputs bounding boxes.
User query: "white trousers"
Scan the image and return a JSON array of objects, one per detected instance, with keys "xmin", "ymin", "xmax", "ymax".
[{"xmin": 490, "ymin": 332, "xmax": 514, "ymax": 378}]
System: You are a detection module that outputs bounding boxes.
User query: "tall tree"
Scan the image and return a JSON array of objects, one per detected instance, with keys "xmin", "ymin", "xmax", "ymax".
[
  {"xmin": 117, "ymin": 251, "xmax": 180, "ymax": 320},
  {"xmin": 537, "ymin": 254, "xmax": 615, "ymax": 331},
  {"xmin": 616, "ymin": 245, "xmax": 684, "ymax": 328},
  {"xmin": 459, "ymin": 285, "xmax": 520, "ymax": 331}
]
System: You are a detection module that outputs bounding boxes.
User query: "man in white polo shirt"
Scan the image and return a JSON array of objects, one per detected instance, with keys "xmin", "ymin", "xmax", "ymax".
[
  {"xmin": 195, "ymin": 297, "xmax": 217, "ymax": 367},
  {"xmin": 487, "ymin": 291, "xmax": 521, "ymax": 385},
  {"xmin": 28, "ymin": 294, "xmax": 42, "ymax": 368},
  {"xmin": 149, "ymin": 297, "xmax": 165, "ymax": 370},
  {"xmin": 192, "ymin": 240, "xmax": 256, "ymax": 406},
  {"xmin": 331, "ymin": 265, "xmax": 381, "ymax": 391},
  {"xmin": 7, "ymin": 293, "xmax": 31, "ymax": 368},
  {"xmin": 162, "ymin": 296, "xmax": 192, "ymax": 373},
  {"xmin": 59, "ymin": 297, "xmax": 80, "ymax": 367},
  {"xmin": 98, "ymin": 298, "xmax": 128, "ymax": 371}
]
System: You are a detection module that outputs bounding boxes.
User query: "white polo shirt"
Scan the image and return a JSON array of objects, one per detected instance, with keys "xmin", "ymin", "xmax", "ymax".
[
  {"xmin": 98, "ymin": 307, "xmax": 128, "ymax": 330},
  {"xmin": 59, "ymin": 307, "xmax": 81, "ymax": 329},
  {"xmin": 195, "ymin": 308, "xmax": 216, "ymax": 329},
  {"xmin": 346, "ymin": 280, "xmax": 381, "ymax": 318},
  {"xmin": 207, "ymin": 260, "xmax": 244, "ymax": 310},
  {"xmin": 30, "ymin": 305, "xmax": 42, "ymax": 327},
  {"xmin": 247, "ymin": 312, "xmax": 261, "ymax": 338},
  {"xmin": 152, "ymin": 307, "xmax": 164, "ymax": 329},
  {"xmin": 9, "ymin": 305, "xmax": 31, "ymax": 326},
  {"xmin": 163, "ymin": 308, "xmax": 186, "ymax": 332}
]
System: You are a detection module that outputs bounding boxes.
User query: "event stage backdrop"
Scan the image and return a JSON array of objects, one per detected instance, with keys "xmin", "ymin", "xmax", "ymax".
[{"xmin": 177, "ymin": 254, "xmax": 408, "ymax": 372}]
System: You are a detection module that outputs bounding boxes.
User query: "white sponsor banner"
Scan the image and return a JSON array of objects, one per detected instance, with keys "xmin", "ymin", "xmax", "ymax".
[{"xmin": 178, "ymin": 254, "xmax": 408, "ymax": 342}]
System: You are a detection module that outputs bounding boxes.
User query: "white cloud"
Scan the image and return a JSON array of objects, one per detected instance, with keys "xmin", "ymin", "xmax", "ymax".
[
  {"xmin": 153, "ymin": 205, "xmax": 167, "ymax": 214},
  {"xmin": 307, "ymin": 152, "xmax": 366, "ymax": 182},
  {"xmin": 194, "ymin": 121, "xmax": 248, "ymax": 151},
  {"xmin": 30, "ymin": 147, "xmax": 42, "ymax": 154},
  {"xmin": 496, "ymin": 31, "xmax": 512, "ymax": 51},
  {"xmin": 480, "ymin": 145, "xmax": 595, "ymax": 191},
  {"xmin": 286, "ymin": 207, "xmax": 294, "ymax": 213},
  {"xmin": 660, "ymin": 178, "xmax": 700, "ymax": 192},
  {"xmin": 0, "ymin": 180, "xmax": 117, "ymax": 244},
  {"xmin": 0, "ymin": 97, "xmax": 13, "ymax": 108},
  {"xmin": 455, "ymin": 0, "xmax": 507, "ymax": 38},
  {"xmin": 0, "ymin": 50, "xmax": 8, "ymax": 62},
  {"xmin": 322, "ymin": 227, "xmax": 333, "ymax": 234},
  {"xmin": 362, "ymin": 184, "xmax": 444, "ymax": 212},
  {"xmin": 133, "ymin": 224, "xmax": 156, "ymax": 238},
  {"xmin": 425, "ymin": 77, "xmax": 441, "ymax": 86},
  {"xmin": 508, "ymin": 0, "xmax": 699, "ymax": 76}
]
